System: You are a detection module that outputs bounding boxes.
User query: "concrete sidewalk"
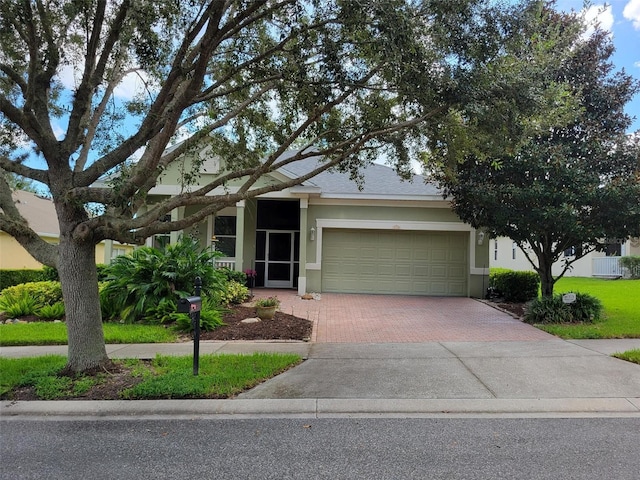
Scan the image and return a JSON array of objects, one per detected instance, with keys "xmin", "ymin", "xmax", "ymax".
[{"xmin": 2, "ymin": 338, "xmax": 639, "ymax": 418}]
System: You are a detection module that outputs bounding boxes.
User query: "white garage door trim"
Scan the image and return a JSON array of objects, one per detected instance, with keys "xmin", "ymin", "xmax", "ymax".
[{"xmin": 306, "ymin": 219, "xmax": 483, "ymax": 276}]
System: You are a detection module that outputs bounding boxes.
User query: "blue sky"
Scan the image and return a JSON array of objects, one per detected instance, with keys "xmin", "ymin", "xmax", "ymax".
[{"xmin": 555, "ymin": 0, "xmax": 640, "ymax": 133}]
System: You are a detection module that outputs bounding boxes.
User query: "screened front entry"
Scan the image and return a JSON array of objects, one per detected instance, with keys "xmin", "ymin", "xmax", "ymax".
[{"xmin": 254, "ymin": 200, "xmax": 300, "ymax": 288}]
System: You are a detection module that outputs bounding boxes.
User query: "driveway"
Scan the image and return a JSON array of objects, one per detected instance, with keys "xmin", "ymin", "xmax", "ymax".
[{"xmin": 259, "ymin": 290, "xmax": 553, "ymax": 343}]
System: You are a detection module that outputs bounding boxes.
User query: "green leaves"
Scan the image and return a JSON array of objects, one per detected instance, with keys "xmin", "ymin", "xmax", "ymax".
[
  {"xmin": 434, "ymin": 6, "xmax": 640, "ymax": 296},
  {"xmin": 100, "ymin": 236, "xmax": 226, "ymax": 323}
]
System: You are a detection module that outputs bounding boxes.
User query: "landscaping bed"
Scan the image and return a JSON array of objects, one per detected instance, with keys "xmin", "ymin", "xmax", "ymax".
[{"xmin": 201, "ymin": 305, "xmax": 313, "ymax": 341}]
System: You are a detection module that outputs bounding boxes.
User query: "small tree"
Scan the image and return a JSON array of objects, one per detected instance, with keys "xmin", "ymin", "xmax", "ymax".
[{"xmin": 433, "ymin": 14, "xmax": 640, "ymax": 297}]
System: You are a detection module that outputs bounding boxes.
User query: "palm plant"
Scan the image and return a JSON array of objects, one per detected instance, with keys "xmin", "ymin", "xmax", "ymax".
[{"xmin": 100, "ymin": 237, "xmax": 226, "ymax": 323}]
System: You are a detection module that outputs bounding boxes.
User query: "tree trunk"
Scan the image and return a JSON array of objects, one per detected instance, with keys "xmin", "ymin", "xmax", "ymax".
[
  {"xmin": 58, "ymin": 236, "xmax": 109, "ymax": 373},
  {"xmin": 537, "ymin": 255, "xmax": 555, "ymax": 298}
]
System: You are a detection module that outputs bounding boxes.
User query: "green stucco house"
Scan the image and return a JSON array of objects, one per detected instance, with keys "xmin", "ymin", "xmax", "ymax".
[{"xmin": 143, "ymin": 150, "xmax": 489, "ymax": 297}]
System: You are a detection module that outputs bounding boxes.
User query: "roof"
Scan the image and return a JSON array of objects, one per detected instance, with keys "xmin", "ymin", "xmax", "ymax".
[
  {"xmin": 276, "ymin": 152, "xmax": 443, "ymax": 199},
  {"xmin": 8, "ymin": 190, "xmax": 59, "ymax": 237}
]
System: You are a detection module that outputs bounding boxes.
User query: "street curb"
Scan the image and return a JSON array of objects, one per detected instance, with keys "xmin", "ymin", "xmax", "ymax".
[{"xmin": 3, "ymin": 397, "xmax": 639, "ymax": 419}]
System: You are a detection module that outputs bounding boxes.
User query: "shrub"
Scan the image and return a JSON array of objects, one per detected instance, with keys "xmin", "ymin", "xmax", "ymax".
[
  {"xmin": 100, "ymin": 236, "xmax": 226, "ymax": 323},
  {"xmin": 0, "ymin": 290, "xmax": 41, "ymax": 317},
  {"xmin": 95, "ymin": 264, "xmax": 109, "ymax": 281},
  {"xmin": 0, "ymin": 281, "xmax": 63, "ymax": 307},
  {"xmin": 0, "ymin": 269, "xmax": 47, "ymax": 291},
  {"xmin": 219, "ymin": 281, "xmax": 250, "ymax": 305},
  {"xmin": 41, "ymin": 266, "xmax": 59, "ymax": 281},
  {"xmin": 524, "ymin": 292, "xmax": 603, "ymax": 324},
  {"xmin": 216, "ymin": 267, "xmax": 247, "ymax": 285},
  {"xmin": 142, "ymin": 298, "xmax": 187, "ymax": 325},
  {"xmin": 569, "ymin": 292, "xmax": 603, "ymax": 322},
  {"xmin": 491, "ymin": 270, "xmax": 540, "ymax": 302},
  {"xmin": 37, "ymin": 302, "xmax": 66, "ymax": 320},
  {"xmin": 174, "ymin": 297, "xmax": 225, "ymax": 333},
  {"xmin": 619, "ymin": 255, "xmax": 640, "ymax": 279}
]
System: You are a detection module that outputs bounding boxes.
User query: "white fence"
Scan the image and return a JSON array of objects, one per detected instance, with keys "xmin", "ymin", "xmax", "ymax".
[
  {"xmin": 592, "ymin": 256, "xmax": 623, "ymax": 277},
  {"xmin": 214, "ymin": 259, "xmax": 236, "ymax": 270}
]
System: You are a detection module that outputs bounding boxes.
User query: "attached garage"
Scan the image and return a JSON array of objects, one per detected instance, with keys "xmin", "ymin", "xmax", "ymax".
[{"xmin": 321, "ymin": 229, "xmax": 468, "ymax": 296}]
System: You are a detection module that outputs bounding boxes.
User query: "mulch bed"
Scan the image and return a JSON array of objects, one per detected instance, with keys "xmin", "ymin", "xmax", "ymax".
[{"xmin": 202, "ymin": 305, "xmax": 313, "ymax": 341}]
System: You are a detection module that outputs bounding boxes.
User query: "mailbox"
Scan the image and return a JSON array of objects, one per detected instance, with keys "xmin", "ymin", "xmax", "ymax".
[{"xmin": 177, "ymin": 296, "xmax": 202, "ymax": 313}]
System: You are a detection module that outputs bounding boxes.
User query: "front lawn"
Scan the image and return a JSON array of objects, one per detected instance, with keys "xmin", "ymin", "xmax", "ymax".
[
  {"xmin": 536, "ymin": 277, "xmax": 640, "ymax": 339},
  {"xmin": 0, "ymin": 353, "xmax": 302, "ymax": 400},
  {"xmin": 613, "ymin": 349, "xmax": 640, "ymax": 365},
  {"xmin": 0, "ymin": 322, "xmax": 178, "ymax": 346}
]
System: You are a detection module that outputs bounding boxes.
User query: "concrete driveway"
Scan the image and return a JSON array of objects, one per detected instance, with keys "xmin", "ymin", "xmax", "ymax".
[{"xmin": 263, "ymin": 290, "xmax": 553, "ymax": 342}]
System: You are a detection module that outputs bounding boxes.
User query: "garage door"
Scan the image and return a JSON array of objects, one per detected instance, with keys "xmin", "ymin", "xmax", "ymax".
[{"xmin": 321, "ymin": 229, "xmax": 468, "ymax": 296}]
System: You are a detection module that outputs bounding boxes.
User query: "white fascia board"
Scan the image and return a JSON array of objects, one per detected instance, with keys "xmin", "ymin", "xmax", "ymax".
[
  {"xmin": 318, "ymin": 193, "xmax": 444, "ymax": 202},
  {"xmin": 290, "ymin": 186, "xmax": 322, "ymax": 195},
  {"xmin": 315, "ymin": 218, "xmax": 471, "ymax": 231},
  {"xmin": 310, "ymin": 197, "xmax": 450, "ymax": 208}
]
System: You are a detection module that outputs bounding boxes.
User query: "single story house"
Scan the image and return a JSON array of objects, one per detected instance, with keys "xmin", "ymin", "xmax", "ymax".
[
  {"xmin": 491, "ymin": 236, "xmax": 640, "ymax": 278},
  {"xmin": 0, "ymin": 190, "xmax": 133, "ymax": 269},
  {"xmin": 143, "ymin": 151, "xmax": 490, "ymax": 297}
]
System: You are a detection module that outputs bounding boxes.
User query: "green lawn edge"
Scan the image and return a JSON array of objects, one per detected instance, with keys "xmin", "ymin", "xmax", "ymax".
[
  {"xmin": 534, "ymin": 278, "xmax": 640, "ymax": 339},
  {"xmin": 0, "ymin": 353, "xmax": 302, "ymax": 400},
  {"xmin": 0, "ymin": 322, "xmax": 178, "ymax": 346}
]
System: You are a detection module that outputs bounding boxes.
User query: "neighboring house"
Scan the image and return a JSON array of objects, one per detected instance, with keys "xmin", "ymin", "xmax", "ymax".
[
  {"xmin": 143, "ymin": 151, "xmax": 490, "ymax": 297},
  {"xmin": 491, "ymin": 236, "xmax": 640, "ymax": 278},
  {"xmin": 0, "ymin": 190, "xmax": 133, "ymax": 269}
]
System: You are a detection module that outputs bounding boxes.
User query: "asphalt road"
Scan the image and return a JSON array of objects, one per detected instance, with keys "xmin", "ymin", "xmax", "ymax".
[{"xmin": 2, "ymin": 417, "xmax": 639, "ymax": 479}]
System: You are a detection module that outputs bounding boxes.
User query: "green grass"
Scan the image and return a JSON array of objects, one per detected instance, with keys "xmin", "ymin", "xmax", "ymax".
[
  {"xmin": 0, "ymin": 322, "xmax": 178, "ymax": 346},
  {"xmin": 0, "ymin": 353, "xmax": 302, "ymax": 400},
  {"xmin": 0, "ymin": 355, "xmax": 67, "ymax": 396},
  {"xmin": 612, "ymin": 349, "xmax": 640, "ymax": 365},
  {"xmin": 535, "ymin": 277, "xmax": 640, "ymax": 339}
]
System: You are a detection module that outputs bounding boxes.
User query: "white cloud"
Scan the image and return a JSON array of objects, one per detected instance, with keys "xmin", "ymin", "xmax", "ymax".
[
  {"xmin": 624, "ymin": 0, "xmax": 640, "ymax": 30},
  {"xmin": 113, "ymin": 70, "xmax": 153, "ymax": 100},
  {"xmin": 55, "ymin": 62, "xmax": 153, "ymax": 101},
  {"xmin": 635, "ymin": 61, "xmax": 640, "ymax": 68},
  {"xmin": 583, "ymin": 4, "xmax": 614, "ymax": 37}
]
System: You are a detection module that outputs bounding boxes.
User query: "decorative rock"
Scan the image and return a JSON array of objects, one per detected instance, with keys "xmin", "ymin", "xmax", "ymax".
[
  {"xmin": 301, "ymin": 293, "xmax": 313, "ymax": 300},
  {"xmin": 240, "ymin": 317, "xmax": 262, "ymax": 324}
]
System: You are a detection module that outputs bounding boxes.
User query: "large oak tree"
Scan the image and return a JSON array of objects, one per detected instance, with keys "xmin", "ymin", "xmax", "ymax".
[{"xmin": 1, "ymin": 0, "xmax": 563, "ymax": 372}]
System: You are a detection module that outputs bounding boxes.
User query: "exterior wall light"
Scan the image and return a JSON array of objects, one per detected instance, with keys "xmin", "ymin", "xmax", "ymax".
[
  {"xmin": 477, "ymin": 231, "xmax": 485, "ymax": 245},
  {"xmin": 310, "ymin": 226, "xmax": 316, "ymax": 242}
]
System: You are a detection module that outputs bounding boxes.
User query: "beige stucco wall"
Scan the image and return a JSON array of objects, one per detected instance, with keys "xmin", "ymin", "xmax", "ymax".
[
  {"xmin": 1, "ymin": 232, "xmax": 133, "ymax": 269},
  {"xmin": 0, "ymin": 233, "xmax": 51, "ymax": 269}
]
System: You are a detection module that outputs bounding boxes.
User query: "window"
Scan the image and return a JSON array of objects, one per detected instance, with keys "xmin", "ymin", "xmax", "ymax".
[
  {"xmin": 605, "ymin": 242, "xmax": 622, "ymax": 257},
  {"xmin": 111, "ymin": 247, "xmax": 127, "ymax": 259},
  {"xmin": 153, "ymin": 234, "xmax": 170, "ymax": 250},
  {"xmin": 494, "ymin": 240, "xmax": 498, "ymax": 261},
  {"xmin": 564, "ymin": 246, "xmax": 576, "ymax": 257},
  {"xmin": 512, "ymin": 242, "xmax": 517, "ymax": 260},
  {"xmin": 214, "ymin": 216, "xmax": 236, "ymax": 257}
]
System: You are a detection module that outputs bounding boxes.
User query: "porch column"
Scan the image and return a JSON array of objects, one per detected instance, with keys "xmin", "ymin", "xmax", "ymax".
[
  {"xmin": 103, "ymin": 239, "xmax": 113, "ymax": 264},
  {"xmin": 235, "ymin": 201, "xmax": 245, "ymax": 272},
  {"xmin": 170, "ymin": 207, "xmax": 185, "ymax": 245},
  {"xmin": 298, "ymin": 198, "xmax": 308, "ymax": 295}
]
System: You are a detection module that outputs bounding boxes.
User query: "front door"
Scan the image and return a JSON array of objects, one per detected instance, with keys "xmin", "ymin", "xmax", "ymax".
[{"xmin": 265, "ymin": 231, "xmax": 295, "ymax": 288}]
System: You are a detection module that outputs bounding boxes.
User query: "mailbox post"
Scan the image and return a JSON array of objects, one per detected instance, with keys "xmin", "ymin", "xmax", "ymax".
[{"xmin": 177, "ymin": 276, "xmax": 202, "ymax": 376}]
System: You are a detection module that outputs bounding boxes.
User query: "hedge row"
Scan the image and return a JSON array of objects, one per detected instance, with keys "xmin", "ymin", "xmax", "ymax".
[
  {"xmin": 489, "ymin": 269, "xmax": 540, "ymax": 302},
  {"xmin": 1, "ymin": 265, "xmax": 108, "ymax": 291}
]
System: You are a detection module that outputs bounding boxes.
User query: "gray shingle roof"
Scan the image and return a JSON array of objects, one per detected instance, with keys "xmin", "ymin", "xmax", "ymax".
[{"xmin": 276, "ymin": 152, "xmax": 443, "ymax": 198}]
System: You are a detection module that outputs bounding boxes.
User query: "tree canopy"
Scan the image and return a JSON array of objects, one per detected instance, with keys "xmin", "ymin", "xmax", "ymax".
[
  {"xmin": 434, "ymin": 9, "xmax": 640, "ymax": 297},
  {"xmin": 0, "ymin": 0, "xmax": 573, "ymax": 371}
]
